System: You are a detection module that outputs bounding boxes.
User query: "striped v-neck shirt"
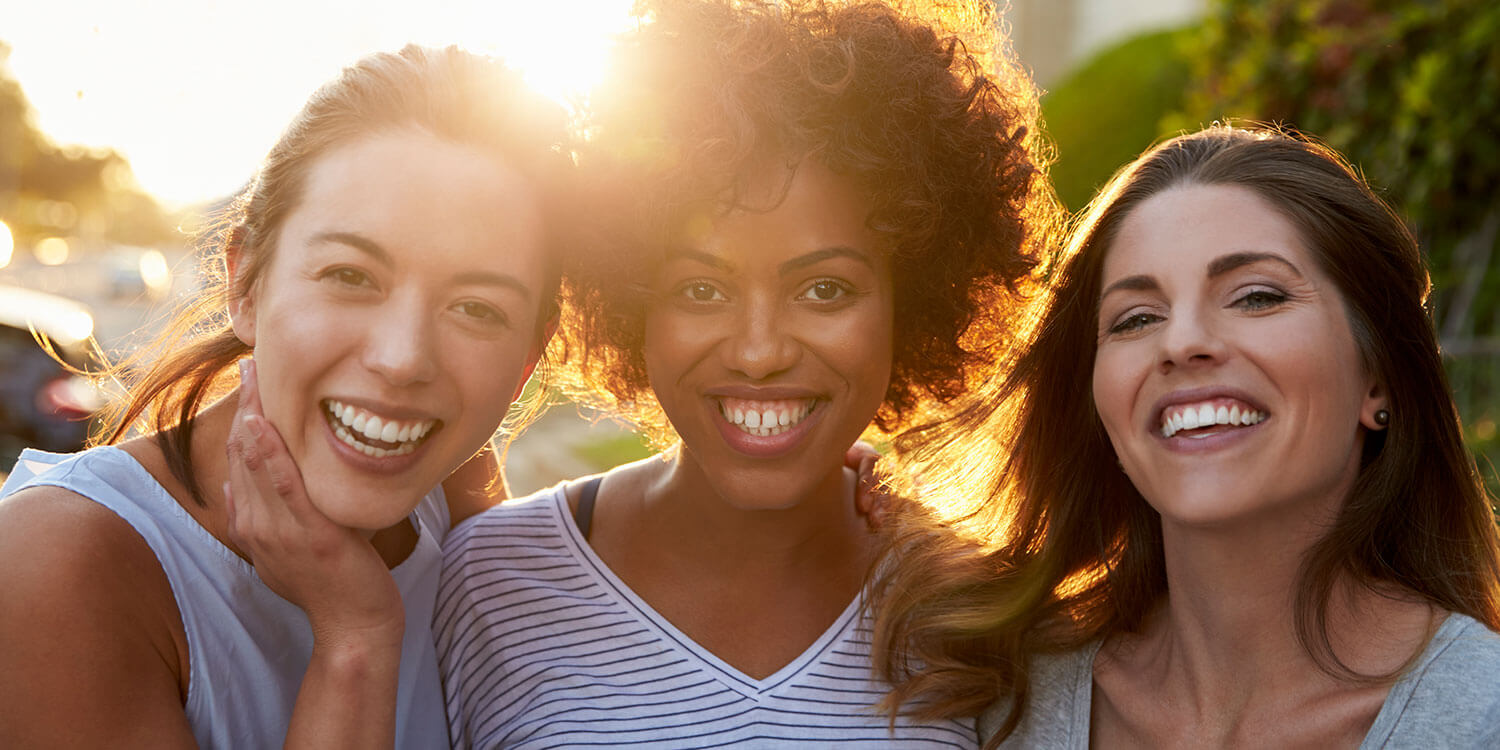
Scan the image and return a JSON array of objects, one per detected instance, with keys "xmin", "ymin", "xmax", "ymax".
[{"xmin": 435, "ymin": 485, "xmax": 976, "ymax": 749}]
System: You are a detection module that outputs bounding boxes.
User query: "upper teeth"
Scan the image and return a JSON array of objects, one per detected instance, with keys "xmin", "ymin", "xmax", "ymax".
[
  {"xmin": 326, "ymin": 400, "xmax": 436, "ymax": 456},
  {"xmin": 1160, "ymin": 401, "xmax": 1265, "ymax": 438},
  {"xmin": 719, "ymin": 398, "xmax": 814, "ymax": 437}
]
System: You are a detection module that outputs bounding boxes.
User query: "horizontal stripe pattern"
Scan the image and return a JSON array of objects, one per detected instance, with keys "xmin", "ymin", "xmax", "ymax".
[{"xmin": 436, "ymin": 487, "xmax": 976, "ymax": 749}]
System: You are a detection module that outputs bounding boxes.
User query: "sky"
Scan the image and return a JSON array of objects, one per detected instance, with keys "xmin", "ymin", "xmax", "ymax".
[{"xmin": 5, "ymin": 0, "xmax": 638, "ymax": 208}]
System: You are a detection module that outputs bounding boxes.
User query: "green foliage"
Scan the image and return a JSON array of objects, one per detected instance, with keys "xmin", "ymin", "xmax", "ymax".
[
  {"xmin": 1170, "ymin": 0, "xmax": 1500, "ymax": 336},
  {"xmin": 1041, "ymin": 28, "xmax": 1194, "ymax": 212},
  {"xmin": 571, "ymin": 432, "xmax": 654, "ymax": 473}
]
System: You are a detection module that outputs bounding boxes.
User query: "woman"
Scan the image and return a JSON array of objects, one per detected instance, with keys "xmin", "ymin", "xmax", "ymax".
[
  {"xmin": 433, "ymin": 0, "xmax": 1056, "ymax": 746},
  {"xmin": 0, "ymin": 46, "xmax": 569, "ymax": 747},
  {"xmin": 871, "ymin": 125, "xmax": 1500, "ymax": 747}
]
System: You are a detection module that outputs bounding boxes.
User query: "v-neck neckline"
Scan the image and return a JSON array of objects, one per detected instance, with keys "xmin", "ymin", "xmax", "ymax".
[{"xmin": 547, "ymin": 486, "xmax": 864, "ymax": 698}]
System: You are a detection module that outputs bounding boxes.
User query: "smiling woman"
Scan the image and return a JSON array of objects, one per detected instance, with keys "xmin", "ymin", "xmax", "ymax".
[
  {"xmin": 871, "ymin": 125, "xmax": 1500, "ymax": 749},
  {"xmin": 433, "ymin": 0, "xmax": 1058, "ymax": 746},
  {"xmin": 0, "ymin": 46, "xmax": 570, "ymax": 748}
]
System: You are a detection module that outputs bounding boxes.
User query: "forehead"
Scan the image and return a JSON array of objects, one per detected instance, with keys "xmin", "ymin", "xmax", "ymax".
[
  {"xmin": 280, "ymin": 131, "xmax": 550, "ymax": 282},
  {"xmin": 678, "ymin": 160, "xmax": 882, "ymax": 264},
  {"xmin": 1102, "ymin": 183, "xmax": 1314, "ymax": 283}
]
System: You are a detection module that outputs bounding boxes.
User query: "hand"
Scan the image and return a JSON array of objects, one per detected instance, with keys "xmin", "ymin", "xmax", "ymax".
[
  {"xmin": 845, "ymin": 441, "xmax": 890, "ymax": 530},
  {"xmin": 224, "ymin": 358, "xmax": 404, "ymax": 646}
]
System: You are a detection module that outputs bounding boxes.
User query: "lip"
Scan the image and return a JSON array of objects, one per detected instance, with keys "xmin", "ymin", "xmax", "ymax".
[
  {"xmin": 319, "ymin": 400, "xmax": 439, "ymax": 476},
  {"xmin": 704, "ymin": 385, "xmax": 823, "ymax": 401},
  {"xmin": 323, "ymin": 396, "xmax": 439, "ymax": 423},
  {"xmin": 1149, "ymin": 386, "xmax": 1268, "ymax": 430},
  {"xmin": 707, "ymin": 391, "xmax": 824, "ymax": 459},
  {"xmin": 1149, "ymin": 385, "xmax": 1269, "ymax": 453}
]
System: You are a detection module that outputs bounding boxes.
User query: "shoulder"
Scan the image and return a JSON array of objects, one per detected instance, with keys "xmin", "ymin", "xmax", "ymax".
[
  {"xmin": 0, "ymin": 482, "xmax": 191, "ymax": 742},
  {"xmin": 978, "ymin": 644, "xmax": 1098, "ymax": 748},
  {"xmin": 1375, "ymin": 614, "xmax": 1500, "ymax": 746}
]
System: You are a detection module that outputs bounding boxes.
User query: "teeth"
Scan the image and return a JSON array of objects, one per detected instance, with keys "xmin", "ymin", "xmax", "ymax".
[
  {"xmin": 1160, "ymin": 401, "xmax": 1268, "ymax": 439},
  {"xmin": 324, "ymin": 400, "xmax": 436, "ymax": 456},
  {"xmin": 718, "ymin": 398, "xmax": 815, "ymax": 436}
]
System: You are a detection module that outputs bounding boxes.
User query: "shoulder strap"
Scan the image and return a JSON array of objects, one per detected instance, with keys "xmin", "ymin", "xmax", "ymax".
[{"xmin": 574, "ymin": 475, "xmax": 603, "ymax": 541}]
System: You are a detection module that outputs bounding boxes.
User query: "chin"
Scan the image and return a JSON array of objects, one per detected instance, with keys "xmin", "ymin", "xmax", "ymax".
[{"xmin": 304, "ymin": 476, "xmax": 428, "ymax": 533}]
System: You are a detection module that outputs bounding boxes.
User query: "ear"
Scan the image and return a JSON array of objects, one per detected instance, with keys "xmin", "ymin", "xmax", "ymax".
[
  {"xmin": 511, "ymin": 314, "xmax": 559, "ymax": 401},
  {"xmin": 225, "ymin": 227, "xmax": 257, "ymax": 347},
  {"xmin": 1359, "ymin": 379, "xmax": 1389, "ymax": 431}
]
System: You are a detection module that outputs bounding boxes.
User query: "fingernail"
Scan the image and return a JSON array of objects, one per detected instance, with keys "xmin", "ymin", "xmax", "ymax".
[{"xmin": 237, "ymin": 358, "xmax": 248, "ymax": 380}]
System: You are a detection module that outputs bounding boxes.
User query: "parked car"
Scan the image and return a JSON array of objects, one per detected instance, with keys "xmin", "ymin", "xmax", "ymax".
[{"xmin": 0, "ymin": 285, "xmax": 104, "ymax": 470}]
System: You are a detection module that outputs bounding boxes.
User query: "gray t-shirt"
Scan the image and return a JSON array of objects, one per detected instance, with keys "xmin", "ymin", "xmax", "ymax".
[{"xmin": 980, "ymin": 613, "xmax": 1500, "ymax": 748}]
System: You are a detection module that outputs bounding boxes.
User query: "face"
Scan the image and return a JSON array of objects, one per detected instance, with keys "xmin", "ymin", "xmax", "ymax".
[
  {"xmin": 1091, "ymin": 183, "xmax": 1386, "ymax": 529},
  {"xmin": 230, "ymin": 131, "xmax": 550, "ymax": 532},
  {"xmin": 644, "ymin": 160, "xmax": 894, "ymax": 510}
]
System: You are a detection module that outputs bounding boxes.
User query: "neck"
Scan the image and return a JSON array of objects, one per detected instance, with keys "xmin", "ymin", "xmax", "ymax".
[
  {"xmin": 639, "ymin": 446, "xmax": 870, "ymax": 574},
  {"xmin": 1143, "ymin": 492, "xmax": 1436, "ymax": 711}
]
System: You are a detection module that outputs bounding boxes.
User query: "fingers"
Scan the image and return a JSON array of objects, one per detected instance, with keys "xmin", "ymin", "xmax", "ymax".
[{"xmin": 237, "ymin": 358, "xmax": 265, "ymax": 419}]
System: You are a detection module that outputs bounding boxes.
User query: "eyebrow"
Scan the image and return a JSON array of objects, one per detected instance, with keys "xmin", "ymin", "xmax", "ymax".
[
  {"xmin": 313, "ymin": 231, "xmax": 533, "ymax": 300},
  {"xmin": 1097, "ymin": 250, "xmax": 1305, "ymax": 302},
  {"xmin": 664, "ymin": 246, "xmax": 875, "ymax": 275},
  {"xmin": 1206, "ymin": 251, "xmax": 1304, "ymax": 279}
]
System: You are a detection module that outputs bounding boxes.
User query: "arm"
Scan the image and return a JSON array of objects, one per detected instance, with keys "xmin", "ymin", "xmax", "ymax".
[
  {"xmin": 225, "ymin": 359, "xmax": 404, "ymax": 749},
  {"xmin": 0, "ymin": 487, "xmax": 197, "ymax": 749}
]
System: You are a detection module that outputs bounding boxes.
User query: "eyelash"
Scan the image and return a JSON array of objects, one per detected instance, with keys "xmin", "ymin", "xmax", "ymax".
[
  {"xmin": 1234, "ymin": 288, "xmax": 1288, "ymax": 311},
  {"xmin": 1106, "ymin": 287, "xmax": 1290, "ymax": 335},
  {"xmin": 324, "ymin": 266, "xmax": 374, "ymax": 289},
  {"xmin": 1108, "ymin": 311, "xmax": 1162, "ymax": 335},
  {"xmin": 799, "ymin": 278, "xmax": 852, "ymax": 302},
  {"xmin": 676, "ymin": 281, "xmax": 727, "ymax": 303}
]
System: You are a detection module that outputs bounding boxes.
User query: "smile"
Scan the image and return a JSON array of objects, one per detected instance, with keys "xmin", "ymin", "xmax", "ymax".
[
  {"xmin": 1160, "ymin": 399, "xmax": 1267, "ymax": 439},
  {"xmin": 717, "ymin": 397, "xmax": 816, "ymax": 437},
  {"xmin": 322, "ymin": 400, "xmax": 438, "ymax": 458}
]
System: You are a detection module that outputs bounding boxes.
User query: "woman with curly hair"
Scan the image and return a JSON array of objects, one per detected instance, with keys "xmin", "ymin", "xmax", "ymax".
[
  {"xmin": 870, "ymin": 125, "xmax": 1500, "ymax": 748},
  {"xmin": 434, "ymin": 0, "xmax": 1057, "ymax": 746}
]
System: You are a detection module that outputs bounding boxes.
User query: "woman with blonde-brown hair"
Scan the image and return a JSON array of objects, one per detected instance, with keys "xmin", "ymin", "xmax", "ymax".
[
  {"xmin": 0, "ymin": 46, "xmax": 568, "ymax": 747},
  {"xmin": 871, "ymin": 125, "xmax": 1500, "ymax": 747}
]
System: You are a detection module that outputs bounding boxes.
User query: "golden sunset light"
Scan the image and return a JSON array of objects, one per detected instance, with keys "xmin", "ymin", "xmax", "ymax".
[{"xmin": 5, "ymin": 0, "xmax": 637, "ymax": 208}]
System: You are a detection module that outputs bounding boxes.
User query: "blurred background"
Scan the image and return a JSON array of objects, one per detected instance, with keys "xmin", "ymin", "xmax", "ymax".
[{"xmin": 1, "ymin": 0, "xmax": 1496, "ymax": 493}]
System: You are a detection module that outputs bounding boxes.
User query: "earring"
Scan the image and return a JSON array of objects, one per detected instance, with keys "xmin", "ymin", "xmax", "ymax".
[{"xmin": 1374, "ymin": 409, "xmax": 1390, "ymax": 426}]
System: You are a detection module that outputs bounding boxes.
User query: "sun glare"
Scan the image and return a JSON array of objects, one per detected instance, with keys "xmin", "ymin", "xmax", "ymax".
[
  {"xmin": 438, "ymin": 1, "xmax": 637, "ymax": 108},
  {"xmin": 5, "ymin": 0, "xmax": 638, "ymax": 208}
]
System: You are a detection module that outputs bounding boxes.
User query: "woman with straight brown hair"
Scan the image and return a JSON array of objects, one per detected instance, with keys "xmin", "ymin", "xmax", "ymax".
[{"xmin": 870, "ymin": 125, "xmax": 1500, "ymax": 748}]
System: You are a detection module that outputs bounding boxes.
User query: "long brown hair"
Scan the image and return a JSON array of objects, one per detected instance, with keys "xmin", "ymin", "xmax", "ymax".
[
  {"xmin": 95, "ymin": 45, "xmax": 572, "ymax": 505},
  {"xmin": 870, "ymin": 125, "xmax": 1500, "ymax": 741}
]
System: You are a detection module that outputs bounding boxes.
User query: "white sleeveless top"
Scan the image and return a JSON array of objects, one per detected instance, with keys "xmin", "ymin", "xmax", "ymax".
[
  {"xmin": 0, "ymin": 446, "xmax": 451, "ymax": 749},
  {"xmin": 435, "ymin": 484, "xmax": 978, "ymax": 749}
]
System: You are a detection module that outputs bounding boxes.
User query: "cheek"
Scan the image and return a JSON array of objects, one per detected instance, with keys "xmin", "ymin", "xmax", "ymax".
[{"xmin": 1091, "ymin": 348, "xmax": 1134, "ymax": 437}]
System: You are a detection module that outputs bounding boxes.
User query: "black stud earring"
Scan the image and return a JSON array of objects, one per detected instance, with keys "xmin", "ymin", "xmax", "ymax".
[{"xmin": 1374, "ymin": 409, "xmax": 1390, "ymax": 426}]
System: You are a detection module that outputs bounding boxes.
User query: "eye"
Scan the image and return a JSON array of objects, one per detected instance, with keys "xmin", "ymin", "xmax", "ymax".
[
  {"xmin": 800, "ymin": 279, "xmax": 849, "ymax": 302},
  {"xmin": 1108, "ymin": 311, "xmax": 1163, "ymax": 335},
  {"xmin": 677, "ymin": 281, "xmax": 727, "ymax": 303},
  {"xmin": 1234, "ymin": 288, "xmax": 1288, "ymax": 311},
  {"xmin": 323, "ymin": 267, "xmax": 374, "ymax": 289},
  {"xmin": 454, "ymin": 300, "xmax": 509, "ymax": 327}
]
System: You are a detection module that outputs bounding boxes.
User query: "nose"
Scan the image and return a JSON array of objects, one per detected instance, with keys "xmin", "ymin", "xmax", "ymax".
[
  {"xmin": 1158, "ymin": 303, "xmax": 1225, "ymax": 373},
  {"xmin": 361, "ymin": 292, "xmax": 439, "ymax": 386},
  {"xmin": 719, "ymin": 296, "xmax": 801, "ymax": 380}
]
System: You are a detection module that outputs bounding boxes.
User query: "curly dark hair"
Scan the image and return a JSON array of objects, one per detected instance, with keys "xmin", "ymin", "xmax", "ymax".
[{"xmin": 553, "ymin": 0, "xmax": 1058, "ymax": 439}]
